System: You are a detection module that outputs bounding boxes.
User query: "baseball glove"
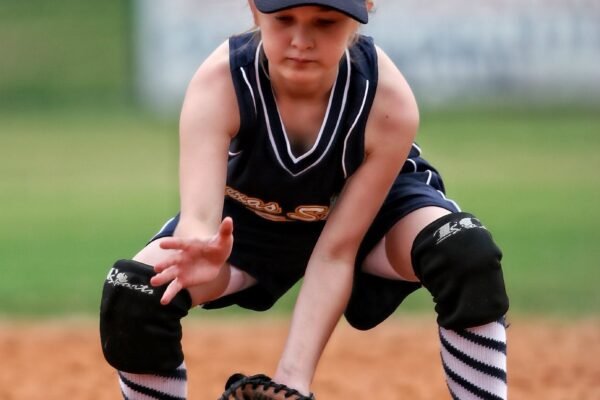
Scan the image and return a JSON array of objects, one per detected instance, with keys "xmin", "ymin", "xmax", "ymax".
[{"xmin": 218, "ymin": 373, "xmax": 315, "ymax": 400}]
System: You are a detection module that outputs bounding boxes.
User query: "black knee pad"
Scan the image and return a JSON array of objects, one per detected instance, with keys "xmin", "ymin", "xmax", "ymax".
[
  {"xmin": 99, "ymin": 259, "xmax": 192, "ymax": 373},
  {"xmin": 411, "ymin": 212, "xmax": 509, "ymax": 329}
]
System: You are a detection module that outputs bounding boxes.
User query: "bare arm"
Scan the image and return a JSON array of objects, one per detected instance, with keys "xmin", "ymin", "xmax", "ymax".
[
  {"xmin": 176, "ymin": 41, "xmax": 239, "ymax": 238},
  {"xmin": 150, "ymin": 41, "xmax": 240, "ymax": 303},
  {"xmin": 274, "ymin": 46, "xmax": 420, "ymax": 394}
]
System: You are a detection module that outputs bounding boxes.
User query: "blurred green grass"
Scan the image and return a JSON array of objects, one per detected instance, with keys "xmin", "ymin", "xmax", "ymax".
[
  {"xmin": 1, "ymin": 106, "xmax": 598, "ymax": 318},
  {"xmin": 0, "ymin": 0, "xmax": 131, "ymax": 108},
  {"xmin": 0, "ymin": 108, "xmax": 177, "ymax": 315}
]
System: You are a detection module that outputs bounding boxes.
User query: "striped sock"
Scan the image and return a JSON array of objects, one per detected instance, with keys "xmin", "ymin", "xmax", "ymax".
[
  {"xmin": 118, "ymin": 362, "xmax": 188, "ymax": 400},
  {"xmin": 439, "ymin": 319, "xmax": 507, "ymax": 400}
]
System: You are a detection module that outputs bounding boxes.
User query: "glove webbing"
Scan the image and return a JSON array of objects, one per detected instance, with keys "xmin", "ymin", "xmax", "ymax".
[{"xmin": 219, "ymin": 373, "xmax": 315, "ymax": 400}]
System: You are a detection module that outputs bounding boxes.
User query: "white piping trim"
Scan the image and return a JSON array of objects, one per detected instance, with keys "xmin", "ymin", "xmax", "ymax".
[
  {"xmin": 342, "ymin": 79, "xmax": 370, "ymax": 178},
  {"xmin": 255, "ymin": 43, "xmax": 293, "ymax": 176},
  {"xmin": 240, "ymin": 67, "xmax": 257, "ymax": 115},
  {"xmin": 406, "ymin": 158, "xmax": 417, "ymax": 173},
  {"xmin": 425, "ymin": 169, "xmax": 433, "ymax": 185},
  {"xmin": 154, "ymin": 216, "xmax": 175, "ymax": 237},
  {"xmin": 278, "ymin": 49, "xmax": 350, "ymax": 164},
  {"xmin": 412, "ymin": 143, "xmax": 422, "ymax": 156},
  {"xmin": 278, "ymin": 73, "xmax": 337, "ymax": 163},
  {"xmin": 257, "ymin": 43, "xmax": 351, "ymax": 176},
  {"xmin": 437, "ymin": 190, "xmax": 462, "ymax": 212},
  {"xmin": 285, "ymin": 50, "xmax": 351, "ymax": 172}
]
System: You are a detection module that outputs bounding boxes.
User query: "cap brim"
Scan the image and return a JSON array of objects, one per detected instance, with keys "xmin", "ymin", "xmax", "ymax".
[{"xmin": 254, "ymin": 0, "xmax": 368, "ymax": 24}]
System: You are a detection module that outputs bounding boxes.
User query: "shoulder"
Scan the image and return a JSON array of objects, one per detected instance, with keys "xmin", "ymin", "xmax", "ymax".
[
  {"xmin": 348, "ymin": 35, "xmax": 378, "ymax": 81},
  {"xmin": 187, "ymin": 40, "xmax": 232, "ymax": 94},
  {"xmin": 229, "ymin": 31, "xmax": 260, "ymax": 68},
  {"xmin": 181, "ymin": 40, "xmax": 240, "ymax": 137},
  {"xmin": 349, "ymin": 35, "xmax": 377, "ymax": 62},
  {"xmin": 364, "ymin": 45, "xmax": 419, "ymax": 155}
]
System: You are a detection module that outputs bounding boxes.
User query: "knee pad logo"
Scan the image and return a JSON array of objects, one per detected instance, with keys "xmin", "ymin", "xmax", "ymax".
[
  {"xmin": 435, "ymin": 217, "xmax": 486, "ymax": 245},
  {"xmin": 106, "ymin": 268, "xmax": 155, "ymax": 295}
]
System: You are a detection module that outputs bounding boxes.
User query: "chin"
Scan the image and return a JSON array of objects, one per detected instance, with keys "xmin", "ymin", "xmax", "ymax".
[{"xmin": 281, "ymin": 66, "xmax": 323, "ymax": 85}]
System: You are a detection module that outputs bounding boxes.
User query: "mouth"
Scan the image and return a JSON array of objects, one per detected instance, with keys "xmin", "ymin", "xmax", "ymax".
[{"xmin": 287, "ymin": 57, "xmax": 315, "ymax": 64}]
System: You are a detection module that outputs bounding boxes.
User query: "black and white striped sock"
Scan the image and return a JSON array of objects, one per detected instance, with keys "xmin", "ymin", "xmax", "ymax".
[
  {"xmin": 118, "ymin": 362, "xmax": 187, "ymax": 400},
  {"xmin": 439, "ymin": 319, "xmax": 507, "ymax": 400}
]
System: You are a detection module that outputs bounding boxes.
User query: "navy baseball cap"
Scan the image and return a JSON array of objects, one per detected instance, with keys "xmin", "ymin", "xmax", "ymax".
[{"xmin": 254, "ymin": 0, "xmax": 369, "ymax": 24}]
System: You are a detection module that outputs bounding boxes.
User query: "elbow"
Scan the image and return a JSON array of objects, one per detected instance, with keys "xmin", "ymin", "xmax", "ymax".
[{"xmin": 310, "ymin": 241, "xmax": 359, "ymax": 274}]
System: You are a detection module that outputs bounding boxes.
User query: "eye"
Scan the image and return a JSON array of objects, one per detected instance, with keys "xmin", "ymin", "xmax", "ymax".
[
  {"xmin": 274, "ymin": 15, "xmax": 294, "ymax": 25},
  {"xmin": 315, "ymin": 18, "xmax": 337, "ymax": 27}
]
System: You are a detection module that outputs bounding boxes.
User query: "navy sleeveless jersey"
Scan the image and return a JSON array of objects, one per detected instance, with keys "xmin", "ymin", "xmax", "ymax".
[{"xmin": 225, "ymin": 32, "xmax": 377, "ymax": 232}]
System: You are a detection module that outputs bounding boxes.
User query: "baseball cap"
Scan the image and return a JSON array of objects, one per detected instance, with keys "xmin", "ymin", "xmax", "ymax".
[{"xmin": 254, "ymin": 0, "xmax": 369, "ymax": 24}]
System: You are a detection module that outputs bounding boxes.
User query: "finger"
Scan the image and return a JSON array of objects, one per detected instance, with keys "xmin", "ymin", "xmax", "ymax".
[
  {"xmin": 161, "ymin": 279, "xmax": 183, "ymax": 305},
  {"xmin": 153, "ymin": 262, "xmax": 168, "ymax": 274},
  {"xmin": 212, "ymin": 217, "xmax": 234, "ymax": 250},
  {"xmin": 158, "ymin": 237, "xmax": 188, "ymax": 251},
  {"xmin": 150, "ymin": 266, "xmax": 180, "ymax": 287},
  {"xmin": 154, "ymin": 253, "xmax": 187, "ymax": 273},
  {"xmin": 219, "ymin": 217, "xmax": 234, "ymax": 237}
]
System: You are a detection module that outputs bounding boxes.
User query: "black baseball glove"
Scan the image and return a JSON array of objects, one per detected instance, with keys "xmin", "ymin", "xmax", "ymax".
[{"xmin": 218, "ymin": 373, "xmax": 315, "ymax": 400}]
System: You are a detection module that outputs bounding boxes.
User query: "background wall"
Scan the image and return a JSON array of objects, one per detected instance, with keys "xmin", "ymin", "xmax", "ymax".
[{"xmin": 132, "ymin": 0, "xmax": 600, "ymax": 112}]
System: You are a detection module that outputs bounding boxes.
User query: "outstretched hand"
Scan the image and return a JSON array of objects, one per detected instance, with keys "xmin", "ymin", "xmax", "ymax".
[{"xmin": 150, "ymin": 217, "xmax": 234, "ymax": 305}]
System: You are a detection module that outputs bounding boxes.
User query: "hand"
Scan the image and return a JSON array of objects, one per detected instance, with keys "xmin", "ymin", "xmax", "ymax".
[{"xmin": 150, "ymin": 217, "xmax": 234, "ymax": 305}]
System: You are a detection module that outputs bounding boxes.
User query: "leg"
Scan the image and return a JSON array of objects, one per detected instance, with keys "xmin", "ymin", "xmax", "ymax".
[
  {"xmin": 102, "ymin": 239, "xmax": 256, "ymax": 400},
  {"xmin": 382, "ymin": 208, "xmax": 509, "ymax": 400},
  {"xmin": 100, "ymin": 258, "xmax": 192, "ymax": 400},
  {"xmin": 345, "ymin": 208, "xmax": 450, "ymax": 331},
  {"xmin": 362, "ymin": 206, "xmax": 451, "ymax": 281}
]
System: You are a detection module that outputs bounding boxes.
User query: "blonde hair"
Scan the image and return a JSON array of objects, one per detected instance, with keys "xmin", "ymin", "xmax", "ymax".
[{"xmin": 349, "ymin": 1, "xmax": 376, "ymax": 45}]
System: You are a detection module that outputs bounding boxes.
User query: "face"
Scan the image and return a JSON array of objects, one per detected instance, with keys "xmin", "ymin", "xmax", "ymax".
[{"xmin": 252, "ymin": 5, "xmax": 360, "ymax": 88}]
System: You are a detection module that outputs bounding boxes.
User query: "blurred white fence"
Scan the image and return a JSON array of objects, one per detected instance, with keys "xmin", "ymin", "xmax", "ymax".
[{"xmin": 133, "ymin": 0, "xmax": 600, "ymax": 112}]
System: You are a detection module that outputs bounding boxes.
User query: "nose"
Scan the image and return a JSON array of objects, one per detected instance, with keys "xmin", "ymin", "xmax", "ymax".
[{"xmin": 290, "ymin": 26, "xmax": 314, "ymax": 50}]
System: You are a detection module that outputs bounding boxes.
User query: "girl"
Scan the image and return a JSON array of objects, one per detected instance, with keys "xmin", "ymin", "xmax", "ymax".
[{"xmin": 100, "ymin": 1, "xmax": 509, "ymax": 399}]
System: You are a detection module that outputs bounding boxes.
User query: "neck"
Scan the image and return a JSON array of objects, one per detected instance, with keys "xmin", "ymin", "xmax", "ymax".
[{"xmin": 268, "ymin": 65, "xmax": 339, "ymax": 101}]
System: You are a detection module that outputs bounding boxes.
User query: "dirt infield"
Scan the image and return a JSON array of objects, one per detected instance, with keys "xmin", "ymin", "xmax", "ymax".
[{"xmin": 0, "ymin": 316, "xmax": 598, "ymax": 399}]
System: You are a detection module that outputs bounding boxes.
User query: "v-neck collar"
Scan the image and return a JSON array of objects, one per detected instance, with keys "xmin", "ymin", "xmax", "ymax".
[{"xmin": 255, "ymin": 42, "xmax": 351, "ymax": 177}]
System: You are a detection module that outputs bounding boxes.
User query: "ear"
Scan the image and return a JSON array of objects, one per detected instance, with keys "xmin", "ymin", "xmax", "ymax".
[{"xmin": 366, "ymin": 0, "xmax": 375, "ymax": 12}]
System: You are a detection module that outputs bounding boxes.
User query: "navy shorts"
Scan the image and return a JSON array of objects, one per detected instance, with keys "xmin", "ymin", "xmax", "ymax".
[{"xmin": 150, "ymin": 145, "xmax": 460, "ymax": 329}]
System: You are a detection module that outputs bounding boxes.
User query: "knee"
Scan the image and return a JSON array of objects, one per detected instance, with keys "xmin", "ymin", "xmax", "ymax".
[
  {"xmin": 411, "ymin": 212, "xmax": 509, "ymax": 329},
  {"xmin": 99, "ymin": 259, "xmax": 192, "ymax": 373}
]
